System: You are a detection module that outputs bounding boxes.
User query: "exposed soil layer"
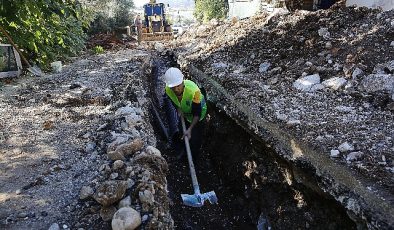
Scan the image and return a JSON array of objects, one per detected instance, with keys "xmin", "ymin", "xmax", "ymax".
[
  {"xmin": 173, "ymin": 4, "xmax": 394, "ymax": 229},
  {"xmin": 149, "ymin": 54, "xmax": 356, "ymax": 229}
]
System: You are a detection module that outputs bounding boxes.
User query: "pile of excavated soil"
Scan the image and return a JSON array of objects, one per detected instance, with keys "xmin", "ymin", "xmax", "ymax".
[
  {"xmin": 0, "ymin": 49, "xmax": 172, "ymax": 229},
  {"xmin": 173, "ymin": 4, "xmax": 394, "ymax": 229}
]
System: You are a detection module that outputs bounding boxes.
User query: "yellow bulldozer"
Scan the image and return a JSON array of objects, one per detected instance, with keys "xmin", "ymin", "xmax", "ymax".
[{"xmin": 140, "ymin": 0, "xmax": 173, "ymax": 41}]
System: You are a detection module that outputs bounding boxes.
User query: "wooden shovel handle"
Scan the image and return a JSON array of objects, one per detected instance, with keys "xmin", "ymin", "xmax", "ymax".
[{"xmin": 0, "ymin": 25, "xmax": 32, "ymax": 67}]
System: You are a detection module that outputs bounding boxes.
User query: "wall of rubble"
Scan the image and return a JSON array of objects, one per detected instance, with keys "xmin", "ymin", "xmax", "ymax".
[
  {"xmin": 76, "ymin": 52, "xmax": 174, "ymax": 229},
  {"xmin": 172, "ymin": 3, "xmax": 394, "ymax": 229}
]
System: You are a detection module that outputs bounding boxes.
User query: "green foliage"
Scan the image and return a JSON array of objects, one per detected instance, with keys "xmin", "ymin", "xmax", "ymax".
[
  {"xmin": 0, "ymin": 0, "xmax": 91, "ymax": 67},
  {"xmin": 88, "ymin": 0, "xmax": 135, "ymax": 34},
  {"xmin": 93, "ymin": 45, "xmax": 104, "ymax": 54},
  {"xmin": 194, "ymin": 0, "xmax": 228, "ymax": 23},
  {"xmin": 182, "ymin": 18, "xmax": 195, "ymax": 26}
]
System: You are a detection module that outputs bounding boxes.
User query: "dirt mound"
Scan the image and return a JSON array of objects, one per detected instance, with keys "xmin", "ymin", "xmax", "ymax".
[{"xmin": 174, "ymin": 5, "xmax": 394, "ymax": 229}]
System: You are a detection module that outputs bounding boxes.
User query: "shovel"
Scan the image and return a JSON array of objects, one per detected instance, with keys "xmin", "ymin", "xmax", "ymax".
[
  {"xmin": 180, "ymin": 115, "xmax": 218, "ymax": 207},
  {"xmin": 0, "ymin": 25, "xmax": 43, "ymax": 76}
]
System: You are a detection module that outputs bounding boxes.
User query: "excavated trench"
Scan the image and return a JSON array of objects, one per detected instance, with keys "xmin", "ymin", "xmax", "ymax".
[{"xmin": 146, "ymin": 54, "xmax": 357, "ymax": 229}]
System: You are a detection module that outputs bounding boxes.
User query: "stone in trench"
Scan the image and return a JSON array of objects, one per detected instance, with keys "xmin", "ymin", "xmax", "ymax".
[
  {"xmin": 145, "ymin": 146, "xmax": 161, "ymax": 156},
  {"xmin": 99, "ymin": 164, "xmax": 111, "ymax": 175},
  {"xmin": 293, "ymin": 74, "xmax": 321, "ymax": 92},
  {"xmin": 352, "ymin": 67, "xmax": 364, "ymax": 80},
  {"xmin": 330, "ymin": 150, "xmax": 340, "ymax": 158},
  {"xmin": 139, "ymin": 189, "xmax": 154, "ymax": 211},
  {"xmin": 125, "ymin": 113, "xmax": 142, "ymax": 127},
  {"xmin": 211, "ymin": 62, "xmax": 228, "ymax": 69},
  {"xmin": 346, "ymin": 152, "xmax": 364, "ymax": 162},
  {"xmin": 93, "ymin": 180, "xmax": 128, "ymax": 206},
  {"xmin": 85, "ymin": 142, "xmax": 96, "ymax": 153},
  {"xmin": 111, "ymin": 207, "xmax": 141, "ymax": 230},
  {"xmin": 79, "ymin": 186, "xmax": 94, "ymax": 200},
  {"xmin": 118, "ymin": 195, "xmax": 132, "ymax": 209},
  {"xmin": 110, "ymin": 173, "xmax": 119, "ymax": 180},
  {"xmin": 113, "ymin": 160, "xmax": 125, "ymax": 170},
  {"xmin": 322, "ymin": 77, "xmax": 347, "ymax": 90},
  {"xmin": 115, "ymin": 106, "xmax": 136, "ymax": 117},
  {"xmin": 338, "ymin": 142, "xmax": 354, "ymax": 152},
  {"xmin": 107, "ymin": 138, "xmax": 144, "ymax": 161}
]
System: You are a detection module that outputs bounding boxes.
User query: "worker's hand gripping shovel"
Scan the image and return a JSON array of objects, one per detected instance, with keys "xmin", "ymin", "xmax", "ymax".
[{"xmin": 180, "ymin": 115, "xmax": 218, "ymax": 207}]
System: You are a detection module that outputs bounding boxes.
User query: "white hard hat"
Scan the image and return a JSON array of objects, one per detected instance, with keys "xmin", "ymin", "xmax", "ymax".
[{"xmin": 164, "ymin": 67, "xmax": 184, "ymax": 87}]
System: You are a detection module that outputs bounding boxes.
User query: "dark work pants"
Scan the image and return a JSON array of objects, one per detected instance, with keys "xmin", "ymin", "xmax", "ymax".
[{"xmin": 163, "ymin": 94, "xmax": 204, "ymax": 162}]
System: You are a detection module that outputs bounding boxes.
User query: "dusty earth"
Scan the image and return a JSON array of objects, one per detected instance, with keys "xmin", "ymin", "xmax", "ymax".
[
  {"xmin": 0, "ymin": 48, "xmax": 172, "ymax": 230},
  {"xmin": 172, "ymin": 3, "xmax": 394, "ymax": 229},
  {"xmin": 0, "ymin": 3, "xmax": 394, "ymax": 230}
]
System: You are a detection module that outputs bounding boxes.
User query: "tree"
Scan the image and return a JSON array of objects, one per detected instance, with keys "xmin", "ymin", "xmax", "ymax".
[
  {"xmin": 0, "ymin": 0, "xmax": 91, "ymax": 66},
  {"xmin": 87, "ymin": 0, "xmax": 135, "ymax": 34},
  {"xmin": 194, "ymin": 0, "xmax": 228, "ymax": 22}
]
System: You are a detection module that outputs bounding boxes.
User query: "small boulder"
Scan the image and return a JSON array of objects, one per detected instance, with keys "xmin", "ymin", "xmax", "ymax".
[
  {"xmin": 79, "ymin": 186, "xmax": 94, "ymax": 200},
  {"xmin": 93, "ymin": 180, "xmax": 128, "ymax": 206},
  {"xmin": 145, "ymin": 146, "xmax": 161, "ymax": 156},
  {"xmin": 111, "ymin": 207, "xmax": 141, "ymax": 230},
  {"xmin": 118, "ymin": 196, "xmax": 132, "ymax": 209},
  {"xmin": 139, "ymin": 190, "xmax": 155, "ymax": 211},
  {"xmin": 338, "ymin": 142, "xmax": 354, "ymax": 152},
  {"xmin": 113, "ymin": 160, "xmax": 125, "ymax": 170},
  {"xmin": 322, "ymin": 77, "xmax": 347, "ymax": 90},
  {"xmin": 293, "ymin": 74, "xmax": 321, "ymax": 92},
  {"xmin": 107, "ymin": 138, "xmax": 144, "ymax": 161},
  {"xmin": 330, "ymin": 150, "xmax": 340, "ymax": 158},
  {"xmin": 346, "ymin": 152, "xmax": 364, "ymax": 162}
]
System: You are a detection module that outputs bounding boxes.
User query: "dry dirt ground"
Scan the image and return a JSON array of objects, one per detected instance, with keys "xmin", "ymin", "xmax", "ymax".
[
  {"xmin": 0, "ymin": 48, "xmax": 173, "ymax": 230},
  {"xmin": 1, "ymin": 4, "xmax": 394, "ymax": 230},
  {"xmin": 172, "ymin": 4, "xmax": 394, "ymax": 229}
]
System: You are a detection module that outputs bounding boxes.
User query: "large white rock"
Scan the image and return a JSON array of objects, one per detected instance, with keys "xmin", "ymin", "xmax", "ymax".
[
  {"xmin": 145, "ymin": 146, "xmax": 161, "ymax": 156},
  {"xmin": 293, "ymin": 74, "xmax": 321, "ymax": 92},
  {"xmin": 322, "ymin": 77, "xmax": 347, "ymax": 90},
  {"xmin": 112, "ymin": 207, "xmax": 141, "ymax": 230},
  {"xmin": 338, "ymin": 142, "xmax": 355, "ymax": 152},
  {"xmin": 330, "ymin": 149, "xmax": 340, "ymax": 158}
]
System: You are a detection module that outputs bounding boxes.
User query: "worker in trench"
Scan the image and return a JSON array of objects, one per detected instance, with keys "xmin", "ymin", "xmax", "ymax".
[{"xmin": 162, "ymin": 67, "xmax": 207, "ymax": 166}]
